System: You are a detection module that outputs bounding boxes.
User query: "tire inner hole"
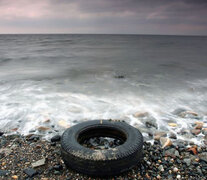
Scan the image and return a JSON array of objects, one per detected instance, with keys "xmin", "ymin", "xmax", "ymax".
[{"xmin": 77, "ymin": 127, "xmax": 127, "ymax": 150}]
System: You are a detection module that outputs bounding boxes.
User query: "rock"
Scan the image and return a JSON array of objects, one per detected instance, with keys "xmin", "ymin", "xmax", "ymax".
[
  {"xmin": 114, "ymin": 75, "xmax": 125, "ymax": 79},
  {"xmin": 23, "ymin": 168, "xmax": 38, "ymax": 177},
  {"xmin": 53, "ymin": 164, "xmax": 63, "ymax": 171},
  {"xmin": 51, "ymin": 135, "xmax": 61, "ymax": 142},
  {"xmin": 179, "ymin": 111, "xmax": 199, "ymax": 118},
  {"xmin": 176, "ymin": 175, "xmax": 181, "ymax": 179},
  {"xmin": 58, "ymin": 120, "xmax": 70, "ymax": 128},
  {"xmin": 172, "ymin": 108, "xmax": 186, "ymax": 115},
  {"xmin": 160, "ymin": 137, "xmax": 172, "ymax": 148},
  {"xmin": 198, "ymin": 152, "xmax": 207, "ymax": 163},
  {"xmin": 154, "ymin": 132, "xmax": 167, "ymax": 140},
  {"xmin": 0, "ymin": 170, "xmax": 9, "ymax": 176},
  {"xmin": 163, "ymin": 148, "xmax": 179, "ymax": 158},
  {"xmin": 173, "ymin": 167, "xmax": 178, "ymax": 173},
  {"xmin": 168, "ymin": 123, "xmax": 177, "ymax": 127},
  {"xmin": 169, "ymin": 132, "xmax": 177, "ymax": 139},
  {"xmin": 32, "ymin": 158, "xmax": 46, "ymax": 168},
  {"xmin": 202, "ymin": 128, "xmax": 207, "ymax": 135},
  {"xmin": 133, "ymin": 112, "xmax": 149, "ymax": 118},
  {"xmin": 194, "ymin": 123, "xmax": 203, "ymax": 129},
  {"xmin": 43, "ymin": 119, "xmax": 50, "ymax": 123},
  {"xmin": 204, "ymin": 134, "xmax": 207, "ymax": 140},
  {"xmin": 28, "ymin": 135, "xmax": 40, "ymax": 141},
  {"xmin": 0, "ymin": 132, "xmax": 4, "ymax": 136},
  {"xmin": 12, "ymin": 175, "xmax": 18, "ymax": 179},
  {"xmin": 37, "ymin": 126, "xmax": 50, "ymax": 132},
  {"xmin": 158, "ymin": 165, "xmax": 164, "ymax": 172},
  {"xmin": 191, "ymin": 129, "xmax": 201, "ymax": 135},
  {"xmin": 0, "ymin": 148, "xmax": 12, "ymax": 156},
  {"xmin": 183, "ymin": 158, "xmax": 191, "ymax": 166},
  {"xmin": 187, "ymin": 147, "xmax": 198, "ymax": 155}
]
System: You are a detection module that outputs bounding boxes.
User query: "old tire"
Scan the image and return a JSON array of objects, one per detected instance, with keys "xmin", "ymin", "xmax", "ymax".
[{"xmin": 61, "ymin": 120, "xmax": 143, "ymax": 177}]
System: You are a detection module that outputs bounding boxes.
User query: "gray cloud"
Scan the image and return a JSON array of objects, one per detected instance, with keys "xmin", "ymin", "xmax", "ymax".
[{"xmin": 0, "ymin": 0, "xmax": 207, "ymax": 35}]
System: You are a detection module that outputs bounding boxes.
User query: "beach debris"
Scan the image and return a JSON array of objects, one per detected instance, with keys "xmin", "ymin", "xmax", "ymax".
[
  {"xmin": 160, "ymin": 137, "xmax": 172, "ymax": 148},
  {"xmin": 32, "ymin": 158, "xmax": 46, "ymax": 168},
  {"xmin": 58, "ymin": 120, "xmax": 70, "ymax": 128},
  {"xmin": 168, "ymin": 123, "xmax": 177, "ymax": 127}
]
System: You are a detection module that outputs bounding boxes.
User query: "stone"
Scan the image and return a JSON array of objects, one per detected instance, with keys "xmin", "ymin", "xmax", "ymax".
[
  {"xmin": 191, "ymin": 129, "xmax": 201, "ymax": 135},
  {"xmin": 0, "ymin": 170, "xmax": 9, "ymax": 176},
  {"xmin": 0, "ymin": 148, "xmax": 12, "ymax": 156},
  {"xmin": 12, "ymin": 175, "xmax": 18, "ymax": 179},
  {"xmin": 177, "ymin": 175, "xmax": 181, "ymax": 179},
  {"xmin": 154, "ymin": 132, "xmax": 167, "ymax": 140},
  {"xmin": 28, "ymin": 135, "xmax": 40, "ymax": 141},
  {"xmin": 58, "ymin": 120, "xmax": 70, "ymax": 128},
  {"xmin": 51, "ymin": 135, "xmax": 61, "ymax": 142},
  {"xmin": 53, "ymin": 164, "xmax": 63, "ymax": 171},
  {"xmin": 187, "ymin": 147, "xmax": 198, "ymax": 155},
  {"xmin": 160, "ymin": 137, "xmax": 172, "ymax": 148},
  {"xmin": 168, "ymin": 123, "xmax": 177, "ymax": 127},
  {"xmin": 158, "ymin": 165, "xmax": 164, "ymax": 172},
  {"xmin": 183, "ymin": 158, "xmax": 191, "ymax": 166},
  {"xmin": 0, "ymin": 132, "xmax": 4, "ymax": 136},
  {"xmin": 172, "ymin": 108, "xmax": 186, "ymax": 115},
  {"xmin": 195, "ymin": 123, "xmax": 203, "ymax": 129},
  {"xmin": 32, "ymin": 158, "xmax": 46, "ymax": 168},
  {"xmin": 37, "ymin": 126, "xmax": 50, "ymax": 132},
  {"xmin": 202, "ymin": 128, "xmax": 207, "ymax": 135},
  {"xmin": 23, "ymin": 168, "xmax": 38, "ymax": 177},
  {"xmin": 204, "ymin": 134, "xmax": 207, "ymax": 140},
  {"xmin": 169, "ymin": 132, "xmax": 177, "ymax": 139},
  {"xmin": 173, "ymin": 167, "xmax": 178, "ymax": 173},
  {"xmin": 133, "ymin": 111, "xmax": 149, "ymax": 118},
  {"xmin": 198, "ymin": 152, "xmax": 207, "ymax": 163}
]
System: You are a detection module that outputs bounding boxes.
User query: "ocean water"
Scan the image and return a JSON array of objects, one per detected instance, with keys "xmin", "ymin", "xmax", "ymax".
[{"xmin": 0, "ymin": 34, "xmax": 207, "ymax": 144}]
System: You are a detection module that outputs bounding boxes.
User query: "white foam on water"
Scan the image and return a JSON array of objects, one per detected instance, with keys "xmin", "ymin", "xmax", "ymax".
[{"xmin": 0, "ymin": 78, "xmax": 206, "ymax": 145}]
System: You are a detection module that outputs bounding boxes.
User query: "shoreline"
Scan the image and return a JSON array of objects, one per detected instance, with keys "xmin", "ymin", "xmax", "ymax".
[{"xmin": 0, "ymin": 133, "xmax": 207, "ymax": 179}]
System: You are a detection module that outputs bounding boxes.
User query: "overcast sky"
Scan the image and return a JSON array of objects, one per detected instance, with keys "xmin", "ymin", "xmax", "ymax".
[{"xmin": 0, "ymin": 0, "xmax": 207, "ymax": 35}]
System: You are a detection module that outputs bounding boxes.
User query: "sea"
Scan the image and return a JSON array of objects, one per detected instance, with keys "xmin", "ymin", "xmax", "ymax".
[{"xmin": 0, "ymin": 34, "xmax": 207, "ymax": 144}]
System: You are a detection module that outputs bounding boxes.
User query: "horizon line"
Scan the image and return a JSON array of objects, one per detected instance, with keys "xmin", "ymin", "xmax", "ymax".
[{"xmin": 0, "ymin": 33, "xmax": 206, "ymax": 37}]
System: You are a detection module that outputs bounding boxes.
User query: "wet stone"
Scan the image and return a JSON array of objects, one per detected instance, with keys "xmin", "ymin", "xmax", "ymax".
[
  {"xmin": 0, "ymin": 170, "xmax": 10, "ymax": 176},
  {"xmin": 23, "ymin": 168, "xmax": 38, "ymax": 177},
  {"xmin": 51, "ymin": 135, "xmax": 61, "ymax": 142},
  {"xmin": 0, "ymin": 132, "xmax": 4, "ymax": 136}
]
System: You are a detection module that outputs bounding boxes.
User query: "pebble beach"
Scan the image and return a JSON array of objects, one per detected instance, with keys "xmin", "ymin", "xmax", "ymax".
[{"xmin": 0, "ymin": 117, "xmax": 207, "ymax": 180}]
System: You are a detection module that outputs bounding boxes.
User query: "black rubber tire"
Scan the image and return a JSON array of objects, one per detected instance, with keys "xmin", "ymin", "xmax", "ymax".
[{"xmin": 61, "ymin": 120, "xmax": 143, "ymax": 177}]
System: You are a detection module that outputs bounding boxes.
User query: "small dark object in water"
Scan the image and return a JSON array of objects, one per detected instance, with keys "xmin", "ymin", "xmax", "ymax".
[{"xmin": 114, "ymin": 75, "xmax": 125, "ymax": 79}]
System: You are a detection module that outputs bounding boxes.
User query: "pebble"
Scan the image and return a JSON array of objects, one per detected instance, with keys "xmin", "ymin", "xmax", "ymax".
[
  {"xmin": 23, "ymin": 168, "xmax": 38, "ymax": 177},
  {"xmin": 0, "ymin": 132, "xmax": 4, "ymax": 136},
  {"xmin": 32, "ymin": 158, "xmax": 46, "ymax": 168},
  {"xmin": 177, "ymin": 174, "xmax": 181, "ymax": 179},
  {"xmin": 37, "ymin": 126, "xmax": 50, "ymax": 132},
  {"xmin": 173, "ymin": 167, "xmax": 178, "ymax": 173},
  {"xmin": 0, "ymin": 170, "xmax": 10, "ymax": 176},
  {"xmin": 12, "ymin": 175, "xmax": 18, "ymax": 179},
  {"xmin": 51, "ymin": 135, "xmax": 61, "ymax": 142},
  {"xmin": 160, "ymin": 137, "xmax": 172, "ymax": 148},
  {"xmin": 168, "ymin": 123, "xmax": 177, "ymax": 127},
  {"xmin": 133, "ymin": 112, "xmax": 149, "ymax": 118},
  {"xmin": 191, "ymin": 129, "xmax": 201, "ymax": 135},
  {"xmin": 183, "ymin": 158, "xmax": 191, "ymax": 166}
]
